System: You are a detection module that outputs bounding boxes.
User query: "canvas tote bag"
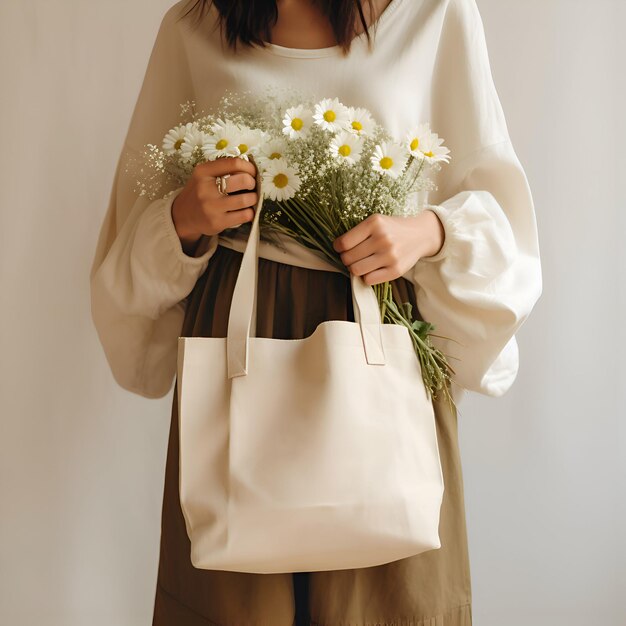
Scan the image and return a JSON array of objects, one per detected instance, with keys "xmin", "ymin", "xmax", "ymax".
[{"xmin": 176, "ymin": 174, "xmax": 445, "ymax": 574}]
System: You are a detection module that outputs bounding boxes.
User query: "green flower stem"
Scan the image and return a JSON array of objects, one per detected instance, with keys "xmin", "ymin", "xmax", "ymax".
[
  {"xmin": 283, "ymin": 197, "xmax": 332, "ymax": 243},
  {"xmin": 406, "ymin": 156, "xmax": 426, "ymax": 191},
  {"xmin": 281, "ymin": 199, "xmax": 338, "ymax": 255},
  {"xmin": 379, "ymin": 286, "xmax": 456, "ymax": 413},
  {"xmin": 266, "ymin": 201, "xmax": 340, "ymax": 270}
]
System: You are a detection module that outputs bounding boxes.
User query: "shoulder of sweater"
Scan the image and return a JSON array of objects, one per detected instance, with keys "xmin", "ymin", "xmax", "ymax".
[
  {"xmin": 159, "ymin": 0, "xmax": 201, "ymax": 34},
  {"xmin": 165, "ymin": 0, "xmax": 194, "ymax": 21}
]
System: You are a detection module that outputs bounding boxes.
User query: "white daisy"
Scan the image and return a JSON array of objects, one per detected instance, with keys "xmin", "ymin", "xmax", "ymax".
[
  {"xmin": 261, "ymin": 158, "xmax": 301, "ymax": 201},
  {"xmin": 312, "ymin": 97, "xmax": 351, "ymax": 132},
  {"xmin": 370, "ymin": 141, "xmax": 409, "ymax": 179},
  {"xmin": 282, "ymin": 106, "xmax": 314, "ymax": 140},
  {"xmin": 328, "ymin": 130, "xmax": 364, "ymax": 166},
  {"xmin": 345, "ymin": 107, "xmax": 376, "ymax": 137},
  {"xmin": 416, "ymin": 132, "xmax": 451, "ymax": 164},
  {"xmin": 180, "ymin": 126, "xmax": 212, "ymax": 161},
  {"xmin": 258, "ymin": 137, "xmax": 289, "ymax": 164},
  {"xmin": 162, "ymin": 122, "xmax": 195, "ymax": 155},
  {"xmin": 202, "ymin": 118, "xmax": 243, "ymax": 159},
  {"xmin": 233, "ymin": 126, "xmax": 265, "ymax": 161},
  {"xmin": 405, "ymin": 123, "xmax": 433, "ymax": 157}
]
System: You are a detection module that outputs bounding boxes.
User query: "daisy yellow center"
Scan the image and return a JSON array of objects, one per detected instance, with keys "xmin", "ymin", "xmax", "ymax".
[
  {"xmin": 379, "ymin": 156, "xmax": 394, "ymax": 169},
  {"xmin": 410, "ymin": 138, "xmax": 419, "ymax": 151},
  {"xmin": 238, "ymin": 143, "xmax": 249, "ymax": 154},
  {"xmin": 175, "ymin": 138, "xmax": 184, "ymax": 150},
  {"xmin": 273, "ymin": 173, "xmax": 289, "ymax": 188},
  {"xmin": 291, "ymin": 118, "xmax": 304, "ymax": 131},
  {"xmin": 338, "ymin": 144, "xmax": 351, "ymax": 157},
  {"xmin": 424, "ymin": 151, "xmax": 434, "ymax": 157},
  {"xmin": 351, "ymin": 121, "xmax": 363, "ymax": 131},
  {"xmin": 216, "ymin": 138, "xmax": 228, "ymax": 150},
  {"xmin": 270, "ymin": 152, "xmax": 282, "ymax": 159},
  {"xmin": 324, "ymin": 110, "xmax": 336, "ymax": 122}
]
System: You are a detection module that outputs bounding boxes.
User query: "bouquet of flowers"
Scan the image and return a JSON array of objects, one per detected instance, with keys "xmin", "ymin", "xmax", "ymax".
[{"xmin": 128, "ymin": 87, "xmax": 459, "ymax": 412}]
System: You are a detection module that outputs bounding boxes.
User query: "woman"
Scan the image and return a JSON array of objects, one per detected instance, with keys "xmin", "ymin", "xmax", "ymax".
[{"xmin": 89, "ymin": 0, "xmax": 543, "ymax": 623}]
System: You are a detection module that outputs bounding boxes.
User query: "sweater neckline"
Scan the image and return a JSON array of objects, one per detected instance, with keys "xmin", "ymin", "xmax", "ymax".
[{"xmin": 250, "ymin": 0, "xmax": 406, "ymax": 59}]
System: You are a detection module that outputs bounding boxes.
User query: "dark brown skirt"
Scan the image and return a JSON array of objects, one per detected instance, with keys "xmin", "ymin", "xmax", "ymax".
[{"xmin": 152, "ymin": 244, "xmax": 472, "ymax": 626}]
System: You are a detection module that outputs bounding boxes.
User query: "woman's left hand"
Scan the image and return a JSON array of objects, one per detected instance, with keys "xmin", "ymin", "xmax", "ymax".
[{"xmin": 332, "ymin": 210, "xmax": 445, "ymax": 286}]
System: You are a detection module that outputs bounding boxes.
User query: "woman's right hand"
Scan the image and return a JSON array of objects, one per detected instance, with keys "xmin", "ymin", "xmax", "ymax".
[{"xmin": 171, "ymin": 156, "xmax": 259, "ymax": 252}]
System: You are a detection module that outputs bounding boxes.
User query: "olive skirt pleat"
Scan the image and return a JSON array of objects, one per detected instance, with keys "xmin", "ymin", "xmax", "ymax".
[{"xmin": 152, "ymin": 244, "xmax": 473, "ymax": 626}]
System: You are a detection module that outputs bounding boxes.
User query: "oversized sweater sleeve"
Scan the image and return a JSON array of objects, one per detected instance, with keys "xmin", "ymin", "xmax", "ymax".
[
  {"xmin": 403, "ymin": 0, "xmax": 543, "ymax": 401},
  {"xmin": 89, "ymin": 3, "xmax": 219, "ymax": 399}
]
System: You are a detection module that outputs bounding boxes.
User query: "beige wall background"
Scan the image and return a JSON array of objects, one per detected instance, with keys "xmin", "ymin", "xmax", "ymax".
[{"xmin": 1, "ymin": 0, "xmax": 624, "ymax": 624}]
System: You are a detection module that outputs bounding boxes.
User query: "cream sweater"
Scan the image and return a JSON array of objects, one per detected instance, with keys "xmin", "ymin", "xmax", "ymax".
[{"xmin": 89, "ymin": 0, "xmax": 543, "ymax": 403}]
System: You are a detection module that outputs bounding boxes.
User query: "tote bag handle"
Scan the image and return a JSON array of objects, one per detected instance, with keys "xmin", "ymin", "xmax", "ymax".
[{"xmin": 226, "ymin": 167, "xmax": 386, "ymax": 379}]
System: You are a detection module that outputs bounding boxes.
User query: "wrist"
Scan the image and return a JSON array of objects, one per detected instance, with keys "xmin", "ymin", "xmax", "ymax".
[
  {"xmin": 420, "ymin": 208, "xmax": 445, "ymax": 258},
  {"xmin": 171, "ymin": 194, "xmax": 202, "ymax": 254}
]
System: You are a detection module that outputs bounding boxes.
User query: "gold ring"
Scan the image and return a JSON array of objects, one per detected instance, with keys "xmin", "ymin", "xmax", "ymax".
[{"xmin": 215, "ymin": 174, "xmax": 230, "ymax": 196}]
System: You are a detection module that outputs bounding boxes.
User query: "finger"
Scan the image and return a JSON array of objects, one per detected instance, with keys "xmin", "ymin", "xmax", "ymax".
[
  {"xmin": 201, "ymin": 171, "xmax": 256, "ymax": 197},
  {"xmin": 195, "ymin": 156, "xmax": 257, "ymax": 178},
  {"xmin": 224, "ymin": 172, "xmax": 257, "ymax": 193},
  {"xmin": 222, "ymin": 207, "xmax": 256, "ymax": 229},
  {"xmin": 333, "ymin": 214, "xmax": 380, "ymax": 253},
  {"xmin": 347, "ymin": 251, "xmax": 387, "ymax": 278},
  {"xmin": 361, "ymin": 267, "xmax": 393, "ymax": 287},
  {"xmin": 220, "ymin": 190, "xmax": 259, "ymax": 212},
  {"xmin": 338, "ymin": 234, "xmax": 379, "ymax": 267}
]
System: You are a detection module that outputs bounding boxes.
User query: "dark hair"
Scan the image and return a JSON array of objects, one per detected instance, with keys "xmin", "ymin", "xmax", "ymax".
[{"xmin": 178, "ymin": 0, "xmax": 378, "ymax": 57}]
